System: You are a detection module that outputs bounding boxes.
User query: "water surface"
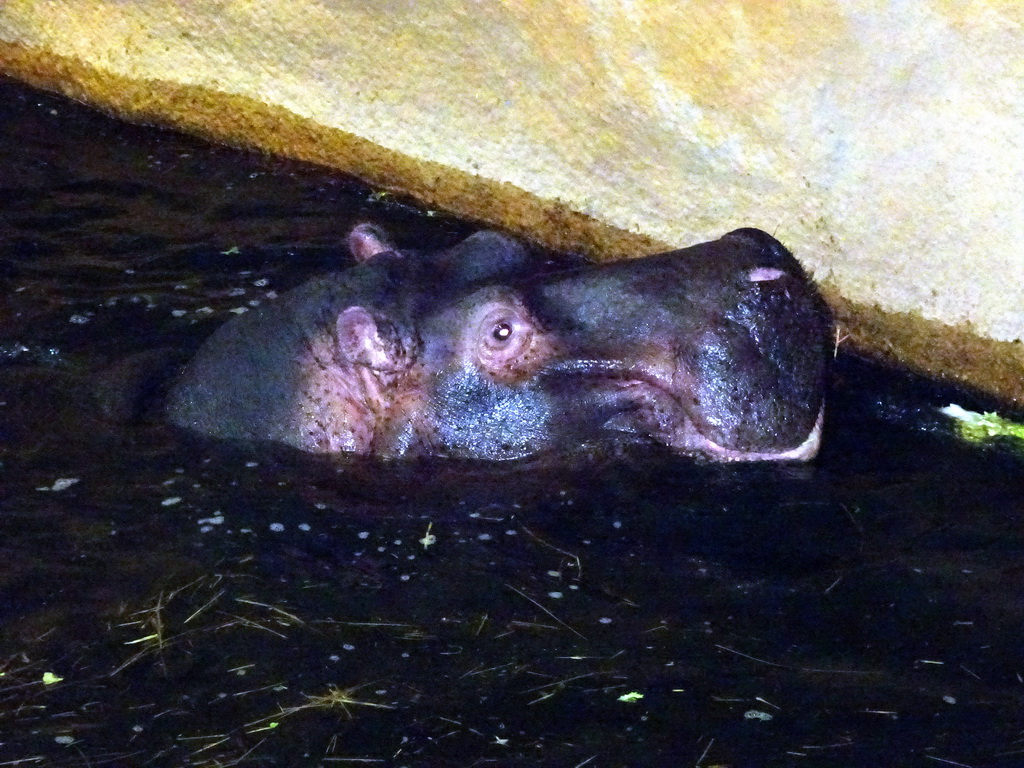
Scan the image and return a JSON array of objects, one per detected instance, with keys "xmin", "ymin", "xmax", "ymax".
[{"xmin": 1, "ymin": 77, "xmax": 1023, "ymax": 767}]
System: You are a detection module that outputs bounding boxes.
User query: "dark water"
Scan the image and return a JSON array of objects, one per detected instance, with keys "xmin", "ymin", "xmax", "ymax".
[{"xmin": 1, "ymin": 77, "xmax": 1023, "ymax": 767}]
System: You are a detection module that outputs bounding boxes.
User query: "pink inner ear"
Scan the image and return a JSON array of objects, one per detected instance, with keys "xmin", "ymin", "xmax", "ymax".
[
  {"xmin": 747, "ymin": 266, "xmax": 786, "ymax": 282},
  {"xmin": 347, "ymin": 223, "xmax": 395, "ymax": 263},
  {"xmin": 336, "ymin": 306, "xmax": 378, "ymax": 363},
  {"xmin": 337, "ymin": 306, "xmax": 404, "ymax": 372}
]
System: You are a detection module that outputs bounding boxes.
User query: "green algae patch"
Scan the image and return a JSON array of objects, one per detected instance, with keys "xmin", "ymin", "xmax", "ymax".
[{"xmin": 941, "ymin": 404, "xmax": 1024, "ymax": 447}]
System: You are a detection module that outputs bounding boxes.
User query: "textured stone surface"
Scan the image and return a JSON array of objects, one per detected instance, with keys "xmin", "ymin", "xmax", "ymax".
[{"xmin": 1, "ymin": 1, "xmax": 1021, "ymax": 402}]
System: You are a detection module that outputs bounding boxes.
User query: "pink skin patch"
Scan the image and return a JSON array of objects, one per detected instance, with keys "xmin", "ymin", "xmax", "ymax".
[
  {"xmin": 747, "ymin": 267, "xmax": 786, "ymax": 282},
  {"xmin": 683, "ymin": 407, "xmax": 825, "ymax": 462}
]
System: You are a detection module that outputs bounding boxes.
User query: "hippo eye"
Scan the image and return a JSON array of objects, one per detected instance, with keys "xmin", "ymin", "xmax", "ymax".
[
  {"xmin": 472, "ymin": 299, "xmax": 551, "ymax": 381},
  {"xmin": 492, "ymin": 322, "xmax": 514, "ymax": 343},
  {"xmin": 476, "ymin": 303, "xmax": 536, "ymax": 370},
  {"xmin": 484, "ymin": 317, "xmax": 522, "ymax": 350}
]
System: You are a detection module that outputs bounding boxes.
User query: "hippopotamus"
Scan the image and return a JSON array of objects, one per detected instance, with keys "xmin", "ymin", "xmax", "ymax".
[{"xmin": 167, "ymin": 224, "xmax": 833, "ymax": 461}]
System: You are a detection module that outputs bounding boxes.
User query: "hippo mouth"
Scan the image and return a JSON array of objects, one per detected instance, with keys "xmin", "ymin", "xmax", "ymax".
[{"xmin": 544, "ymin": 360, "xmax": 823, "ymax": 462}]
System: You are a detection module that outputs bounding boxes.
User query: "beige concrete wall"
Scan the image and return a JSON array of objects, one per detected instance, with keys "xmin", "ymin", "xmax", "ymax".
[{"xmin": 1, "ymin": 1, "xmax": 1021, "ymax": 403}]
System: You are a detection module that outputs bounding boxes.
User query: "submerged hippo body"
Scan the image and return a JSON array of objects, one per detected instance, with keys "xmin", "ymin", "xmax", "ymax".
[{"xmin": 167, "ymin": 225, "xmax": 833, "ymax": 461}]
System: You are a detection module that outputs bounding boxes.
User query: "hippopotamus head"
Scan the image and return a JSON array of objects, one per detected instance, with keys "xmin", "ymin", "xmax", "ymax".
[{"xmin": 167, "ymin": 224, "xmax": 832, "ymax": 461}]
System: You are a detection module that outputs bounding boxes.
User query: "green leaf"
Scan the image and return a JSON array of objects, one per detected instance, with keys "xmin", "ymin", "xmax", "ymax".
[{"xmin": 941, "ymin": 404, "xmax": 1024, "ymax": 444}]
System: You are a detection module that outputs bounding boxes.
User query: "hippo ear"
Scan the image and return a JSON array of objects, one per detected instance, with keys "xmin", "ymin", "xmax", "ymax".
[
  {"xmin": 347, "ymin": 223, "xmax": 396, "ymax": 263},
  {"xmin": 336, "ymin": 306, "xmax": 405, "ymax": 371}
]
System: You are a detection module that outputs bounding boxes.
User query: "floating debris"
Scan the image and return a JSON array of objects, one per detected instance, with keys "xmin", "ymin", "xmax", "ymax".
[
  {"xmin": 941, "ymin": 404, "xmax": 1024, "ymax": 446},
  {"xmin": 38, "ymin": 478, "xmax": 80, "ymax": 492}
]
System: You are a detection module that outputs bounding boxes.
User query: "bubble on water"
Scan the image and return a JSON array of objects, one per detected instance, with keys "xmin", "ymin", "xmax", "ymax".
[{"xmin": 39, "ymin": 477, "xmax": 80, "ymax": 492}]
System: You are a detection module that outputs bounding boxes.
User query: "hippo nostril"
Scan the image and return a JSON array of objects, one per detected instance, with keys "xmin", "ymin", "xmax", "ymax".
[{"xmin": 747, "ymin": 267, "xmax": 786, "ymax": 282}]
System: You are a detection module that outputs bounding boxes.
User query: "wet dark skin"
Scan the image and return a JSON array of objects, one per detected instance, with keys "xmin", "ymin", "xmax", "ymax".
[{"xmin": 167, "ymin": 225, "xmax": 833, "ymax": 461}]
